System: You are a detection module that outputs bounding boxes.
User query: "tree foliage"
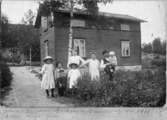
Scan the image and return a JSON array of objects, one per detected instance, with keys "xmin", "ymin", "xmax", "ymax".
[
  {"xmin": 142, "ymin": 38, "xmax": 166, "ymax": 55},
  {"xmin": 1, "ymin": 14, "xmax": 13, "ymax": 48},
  {"xmin": 21, "ymin": 9, "xmax": 35, "ymax": 25},
  {"xmin": 1, "ymin": 10, "xmax": 40, "ymax": 61},
  {"xmin": 142, "ymin": 43, "xmax": 153, "ymax": 53},
  {"xmin": 152, "ymin": 38, "xmax": 162, "ymax": 54},
  {"xmin": 38, "ymin": 0, "xmax": 113, "ymax": 16}
]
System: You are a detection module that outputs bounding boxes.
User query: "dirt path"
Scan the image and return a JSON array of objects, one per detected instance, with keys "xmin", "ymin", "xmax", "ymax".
[{"xmin": 3, "ymin": 66, "xmax": 74, "ymax": 107}]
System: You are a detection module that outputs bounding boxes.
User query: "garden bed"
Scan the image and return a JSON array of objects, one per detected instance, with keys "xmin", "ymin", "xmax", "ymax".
[{"xmin": 68, "ymin": 69, "xmax": 166, "ymax": 107}]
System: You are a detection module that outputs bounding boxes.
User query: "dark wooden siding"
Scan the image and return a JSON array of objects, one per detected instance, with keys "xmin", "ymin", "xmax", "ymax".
[
  {"xmin": 40, "ymin": 27, "xmax": 56, "ymax": 64},
  {"xmin": 73, "ymin": 28, "xmax": 141, "ymax": 66},
  {"xmin": 40, "ymin": 13, "xmax": 141, "ymax": 66},
  {"xmin": 54, "ymin": 27, "xmax": 69, "ymax": 67},
  {"xmin": 53, "ymin": 12, "xmax": 141, "ymax": 32}
]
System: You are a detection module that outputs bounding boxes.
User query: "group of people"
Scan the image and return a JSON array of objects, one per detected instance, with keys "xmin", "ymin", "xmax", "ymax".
[{"xmin": 39, "ymin": 50, "xmax": 117, "ymax": 97}]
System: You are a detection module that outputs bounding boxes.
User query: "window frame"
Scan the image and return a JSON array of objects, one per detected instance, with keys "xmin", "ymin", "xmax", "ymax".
[
  {"xmin": 71, "ymin": 19, "xmax": 86, "ymax": 28},
  {"xmin": 73, "ymin": 38, "xmax": 86, "ymax": 57},
  {"xmin": 44, "ymin": 40, "xmax": 49, "ymax": 57},
  {"xmin": 120, "ymin": 24, "xmax": 130, "ymax": 31},
  {"xmin": 120, "ymin": 39, "xmax": 131, "ymax": 57}
]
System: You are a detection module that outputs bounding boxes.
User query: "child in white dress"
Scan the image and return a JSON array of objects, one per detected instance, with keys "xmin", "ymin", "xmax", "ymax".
[
  {"xmin": 82, "ymin": 53, "xmax": 100, "ymax": 81},
  {"xmin": 67, "ymin": 50, "xmax": 84, "ymax": 89},
  {"xmin": 40, "ymin": 56, "xmax": 55, "ymax": 97}
]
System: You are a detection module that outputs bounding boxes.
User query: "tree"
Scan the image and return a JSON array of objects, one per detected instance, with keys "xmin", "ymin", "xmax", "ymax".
[
  {"xmin": 152, "ymin": 38, "xmax": 162, "ymax": 54},
  {"xmin": 142, "ymin": 43, "xmax": 153, "ymax": 53},
  {"xmin": 1, "ymin": 14, "xmax": 17, "ymax": 48},
  {"xmin": 20, "ymin": 9, "xmax": 40, "ymax": 61},
  {"xmin": 161, "ymin": 40, "xmax": 166, "ymax": 55},
  {"xmin": 21, "ymin": 9, "xmax": 35, "ymax": 25}
]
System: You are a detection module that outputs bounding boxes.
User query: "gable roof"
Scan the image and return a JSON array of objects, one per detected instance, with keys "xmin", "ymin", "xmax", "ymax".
[
  {"xmin": 35, "ymin": 9, "xmax": 145, "ymax": 28},
  {"xmin": 56, "ymin": 8, "xmax": 145, "ymax": 22}
]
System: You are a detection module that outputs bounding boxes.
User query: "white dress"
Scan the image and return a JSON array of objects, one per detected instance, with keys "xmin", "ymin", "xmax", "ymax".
[
  {"xmin": 68, "ymin": 69, "xmax": 81, "ymax": 88},
  {"xmin": 40, "ymin": 64, "xmax": 55, "ymax": 90},
  {"xmin": 84, "ymin": 59, "xmax": 100, "ymax": 81}
]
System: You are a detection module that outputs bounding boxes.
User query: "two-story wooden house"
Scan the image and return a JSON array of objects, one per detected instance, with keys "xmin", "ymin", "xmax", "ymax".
[{"xmin": 35, "ymin": 9, "xmax": 145, "ymax": 70}]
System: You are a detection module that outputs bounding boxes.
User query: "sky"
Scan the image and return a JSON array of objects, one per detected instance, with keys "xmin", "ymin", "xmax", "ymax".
[{"xmin": 1, "ymin": 0, "xmax": 167, "ymax": 43}]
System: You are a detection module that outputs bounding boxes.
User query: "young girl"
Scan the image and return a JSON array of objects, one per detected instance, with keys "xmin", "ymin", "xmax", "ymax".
[
  {"xmin": 82, "ymin": 53, "xmax": 100, "ymax": 81},
  {"xmin": 68, "ymin": 62, "xmax": 81, "ymax": 89},
  {"xmin": 40, "ymin": 56, "xmax": 55, "ymax": 97}
]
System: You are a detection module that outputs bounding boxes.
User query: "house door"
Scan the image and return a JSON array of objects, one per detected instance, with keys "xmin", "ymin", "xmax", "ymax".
[{"xmin": 74, "ymin": 39, "xmax": 85, "ymax": 57}]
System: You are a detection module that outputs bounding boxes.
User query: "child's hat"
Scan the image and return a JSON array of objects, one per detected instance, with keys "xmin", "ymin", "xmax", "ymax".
[
  {"xmin": 43, "ymin": 56, "xmax": 53, "ymax": 61},
  {"xmin": 109, "ymin": 51, "xmax": 115, "ymax": 55}
]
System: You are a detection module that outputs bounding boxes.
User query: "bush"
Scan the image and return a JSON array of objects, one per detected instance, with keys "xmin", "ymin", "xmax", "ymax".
[
  {"xmin": 0, "ymin": 54, "xmax": 13, "ymax": 89},
  {"xmin": 69, "ymin": 69, "xmax": 166, "ymax": 107},
  {"xmin": 151, "ymin": 57, "xmax": 166, "ymax": 68}
]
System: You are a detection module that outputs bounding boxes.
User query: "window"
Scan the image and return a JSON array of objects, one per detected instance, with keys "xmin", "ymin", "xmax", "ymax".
[
  {"xmin": 74, "ymin": 39, "xmax": 86, "ymax": 57},
  {"xmin": 41, "ymin": 17, "xmax": 48, "ymax": 31},
  {"xmin": 121, "ymin": 40, "xmax": 130, "ymax": 57},
  {"xmin": 44, "ymin": 40, "xmax": 49, "ymax": 56},
  {"xmin": 120, "ymin": 24, "xmax": 130, "ymax": 31},
  {"xmin": 71, "ymin": 19, "xmax": 85, "ymax": 27},
  {"xmin": 41, "ymin": 16, "xmax": 53, "ymax": 31}
]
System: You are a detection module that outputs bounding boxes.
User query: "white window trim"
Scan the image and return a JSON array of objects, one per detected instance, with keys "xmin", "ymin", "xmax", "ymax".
[
  {"xmin": 71, "ymin": 19, "xmax": 86, "ymax": 27},
  {"xmin": 74, "ymin": 39, "xmax": 86, "ymax": 57},
  {"xmin": 120, "ymin": 24, "xmax": 130, "ymax": 31}
]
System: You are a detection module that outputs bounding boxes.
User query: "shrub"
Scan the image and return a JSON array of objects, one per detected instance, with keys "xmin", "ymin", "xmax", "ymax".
[
  {"xmin": 0, "ymin": 54, "xmax": 13, "ymax": 89},
  {"xmin": 69, "ymin": 69, "xmax": 166, "ymax": 107},
  {"xmin": 151, "ymin": 57, "xmax": 166, "ymax": 68}
]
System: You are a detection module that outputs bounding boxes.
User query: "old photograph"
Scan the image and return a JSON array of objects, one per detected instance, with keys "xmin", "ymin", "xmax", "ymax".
[{"xmin": 0, "ymin": 0, "xmax": 166, "ymax": 109}]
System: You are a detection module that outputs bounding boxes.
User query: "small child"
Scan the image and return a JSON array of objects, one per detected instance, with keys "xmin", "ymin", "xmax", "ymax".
[
  {"xmin": 82, "ymin": 53, "xmax": 100, "ymax": 81},
  {"xmin": 109, "ymin": 51, "xmax": 117, "ymax": 67},
  {"xmin": 55, "ymin": 62, "xmax": 64, "ymax": 80},
  {"xmin": 108, "ymin": 51, "xmax": 117, "ymax": 72},
  {"xmin": 106, "ymin": 51, "xmax": 117, "ymax": 80},
  {"xmin": 55, "ymin": 62, "xmax": 67, "ymax": 96},
  {"xmin": 68, "ymin": 63, "xmax": 81, "ymax": 89},
  {"xmin": 40, "ymin": 56, "xmax": 55, "ymax": 97}
]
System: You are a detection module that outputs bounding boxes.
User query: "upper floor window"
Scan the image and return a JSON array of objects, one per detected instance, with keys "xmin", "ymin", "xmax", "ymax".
[
  {"xmin": 41, "ymin": 17, "xmax": 48, "ymax": 31},
  {"xmin": 71, "ymin": 19, "xmax": 85, "ymax": 27},
  {"xmin": 44, "ymin": 40, "xmax": 49, "ymax": 56},
  {"xmin": 41, "ymin": 16, "xmax": 53, "ymax": 32},
  {"xmin": 121, "ymin": 40, "xmax": 130, "ymax": 57},
  {"xmin": 120, "ymin": 24, "xmax": 130, "ymax": 31}
]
